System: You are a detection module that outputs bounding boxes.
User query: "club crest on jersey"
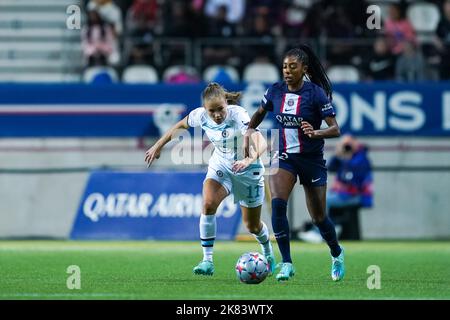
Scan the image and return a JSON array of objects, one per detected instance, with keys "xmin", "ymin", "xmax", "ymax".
[
  {"xmin": 216, "ymin": 170, "xmax": 224, "ymax": 177},
  {"xmin": 221, "ymin": 129, "xmax": 230, "ymax": 138},
  {"xmin": 276, "ymin": 114, "xmax": 303, "ymax": 127},
  {"xmin": 287, "ymin": 99, "xmax": 295, "ymax": 107}
]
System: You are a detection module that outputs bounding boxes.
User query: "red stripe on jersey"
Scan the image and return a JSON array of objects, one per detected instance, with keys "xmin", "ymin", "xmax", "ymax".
[
  {"xmin": 296, "ymin": 96, "xmax": 303, "ymax": 153},
  {"xmin": 280, "ymin": 93, "xmax": 286, "ymax": 113},
  {"xmin": 280, "ymin": 94, "xmax": 287, "ymax": 152}
]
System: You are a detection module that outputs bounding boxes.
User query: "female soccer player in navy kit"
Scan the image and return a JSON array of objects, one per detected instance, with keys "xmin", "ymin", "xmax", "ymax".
[{"xmin": 245, "ymin": 45, "xmax": 345, "ymax": 282}]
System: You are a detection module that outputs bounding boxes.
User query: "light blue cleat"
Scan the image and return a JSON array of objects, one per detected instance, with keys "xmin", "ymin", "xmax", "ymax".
[
  {"xmin": 193, "ymin": 260, "xmax": 214, "ymax": 276},
  {"xmin": 275, "ymin": 262, "xmax": 295, "ymax": 281},
  {"xmin": 331, "ymin": 247, "xmax": 345, "ymax": 281}
]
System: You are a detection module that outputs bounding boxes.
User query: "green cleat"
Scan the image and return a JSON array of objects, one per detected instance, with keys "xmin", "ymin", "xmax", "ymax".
[
  {"xmin": 275, "ymin": 262, "xmax": 295, "ymax": 281},
  {"xmin": 193, "ymin": 260, "xmax": 214, "ymax": 276}
]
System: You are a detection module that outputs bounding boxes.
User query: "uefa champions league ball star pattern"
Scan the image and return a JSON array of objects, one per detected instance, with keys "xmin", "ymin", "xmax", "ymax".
[{"xmin": 235, "ymin": 252, "xmax": 270, "ymax": 284}]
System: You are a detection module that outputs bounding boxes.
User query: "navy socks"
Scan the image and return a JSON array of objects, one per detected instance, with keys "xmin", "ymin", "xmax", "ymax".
[
  {"xmin": 315, "ymin": 217, "xmax": 342, "ymax": 258},
  {"xmin": 271, "ymin": 198, "xmax": 292, "ymax": 263}
]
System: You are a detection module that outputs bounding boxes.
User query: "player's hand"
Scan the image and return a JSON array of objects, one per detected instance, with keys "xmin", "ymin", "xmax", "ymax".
[
  {"xmin": 233, "ymin": 146, "xmax": 257, "ymax": 173},
  {"xmin": 301, "ymin": 121, "xmax": 317, "ymax": 138},
  {"xmin": 144, "ymin": 145, "xmax": 161, "ymax": 168},
  {"xmin": 232, "ymin": 157, "xmax": 252, "ymax": 173}
]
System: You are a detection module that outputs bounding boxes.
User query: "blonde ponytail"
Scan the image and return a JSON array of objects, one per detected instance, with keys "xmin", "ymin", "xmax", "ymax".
[{"xmin": 202, "ymin": 82, "xmax": 242, "ymax": 105}]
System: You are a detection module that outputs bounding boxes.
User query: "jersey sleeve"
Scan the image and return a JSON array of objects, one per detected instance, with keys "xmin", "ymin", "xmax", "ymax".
[
  {"xmin": 261, "ymin": 85, "xmax": 274, "ymax": 112},
  {"xmin": 233, "ymin": 107, "xmax": 251, "ymax": 135},
  {"xmin": 315, "ymin": 86, "xmax": 336, "ymax": 119},
  {"xmin": 187, "ymin": 107, "xmax": 204, "ymax": 127}
]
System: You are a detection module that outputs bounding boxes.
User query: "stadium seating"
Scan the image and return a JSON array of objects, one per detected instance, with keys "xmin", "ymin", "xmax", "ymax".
[
  {"xmin": 242, "ymin": 62, "xmax": 280, "ymax": 83},
  {"xmin": 83, "ymin": 66, "xmax": 119, "ymax": 83},
  {"xmin": 122, "ymin": 65, "xmax": 159, "ymax": 84},
  {"xmin": 0, "ymin": 0, "xmax": 82, "ymax": 83},
  {"xmin": 327, "ymin": 65, "xmax": 360, "ymax": 83},
  {"xmin": 407, "ymin": 2, "xmax": 440, "ymax": 33},
  {"xmin": 203, "ymin": 65, "xmax": 240, "ymax": 83},
  {"xmin": 162, "ymin": 65, "xmax": 200, "ymax": 83}
]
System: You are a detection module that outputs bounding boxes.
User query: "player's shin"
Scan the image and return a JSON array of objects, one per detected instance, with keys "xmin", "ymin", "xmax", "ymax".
[
  {"xmin": 200, "ymin": 214, "xmax": 216, "ymax": 262},
  {"xmin": 315, "ymin": 216, "xmax": 342, "ymax": 258},
  {"xmin": 271, "ymin": 198, "xmax": 292, "ymax": 263}
]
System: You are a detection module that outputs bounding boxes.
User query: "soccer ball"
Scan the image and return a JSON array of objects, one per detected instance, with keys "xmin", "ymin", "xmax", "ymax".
[{"xmin": 235, "ymin": 252, "xmax": 269, "ymax": 284}]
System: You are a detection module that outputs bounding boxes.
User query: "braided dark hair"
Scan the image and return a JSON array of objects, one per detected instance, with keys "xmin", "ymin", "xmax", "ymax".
[{"xmin": 284, "ymin": 44, "xmax": 333, "ymax": 101}]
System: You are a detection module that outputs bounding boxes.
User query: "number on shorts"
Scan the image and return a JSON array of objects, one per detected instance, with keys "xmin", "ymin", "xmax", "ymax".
[{"xmin": 247, "ymin": 185, "xmax": 260, "ymax": 199}]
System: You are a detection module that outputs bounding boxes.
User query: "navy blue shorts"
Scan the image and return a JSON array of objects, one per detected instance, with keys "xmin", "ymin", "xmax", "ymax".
[{"xmin": 271, "ymin": 152, "xmax": 327, "ymax": 187}]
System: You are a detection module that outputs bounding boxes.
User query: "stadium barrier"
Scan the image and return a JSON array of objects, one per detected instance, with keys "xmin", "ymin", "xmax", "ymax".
[
  {"xmin": 0, "ymin": 82, "xmax": 449, "ymax": 137},
  {"xmin": 1, "ymin": 83, "xmax": 450, "ymax": 240}
]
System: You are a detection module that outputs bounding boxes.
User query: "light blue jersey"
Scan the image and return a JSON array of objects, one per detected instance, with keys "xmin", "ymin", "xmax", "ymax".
[{"xmin": 187, "ymin": 105, "xmax": 264, "ymax": 208}]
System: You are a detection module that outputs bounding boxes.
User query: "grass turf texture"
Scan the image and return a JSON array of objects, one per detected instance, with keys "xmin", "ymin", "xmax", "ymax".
[{"xmin": 0, "ymin": 241, "xmax": 449, "ymax": 300}]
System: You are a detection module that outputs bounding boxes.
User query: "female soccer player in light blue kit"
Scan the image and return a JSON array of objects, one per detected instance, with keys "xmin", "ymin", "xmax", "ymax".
[{"xmin": 145, "ymin": 82, "xmax": 276, "ymax": 276}]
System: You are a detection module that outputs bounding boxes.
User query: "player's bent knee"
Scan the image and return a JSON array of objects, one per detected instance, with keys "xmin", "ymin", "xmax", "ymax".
[{"xmin": 203, "ymin": 200, "xmax": 219, "ymax": 214}]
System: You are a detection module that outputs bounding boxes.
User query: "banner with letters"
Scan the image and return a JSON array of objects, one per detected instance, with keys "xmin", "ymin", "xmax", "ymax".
[
  {"xmin": 70, "ymin": 170, "xmax": 242, "ymax": 240},
  {"xmin": 0, "ymin": 82, "xmax": 449, "ymax": 137}
]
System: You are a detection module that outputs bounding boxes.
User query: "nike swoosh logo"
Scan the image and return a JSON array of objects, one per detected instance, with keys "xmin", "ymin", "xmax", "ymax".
[
  {"xmin": 284, "ymin": 108, "xmax": 295, "ymax": 112},
  {"xmin": 370, "ymin": 60, "xmax": 390, "ymax": 72},
  {"xmin": 311, "ymin": 178, "xmax": 321, "ymax": 183}
]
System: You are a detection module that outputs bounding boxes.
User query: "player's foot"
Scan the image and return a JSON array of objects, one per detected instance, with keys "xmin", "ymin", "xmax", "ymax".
[
  {"xmin": 193, "ymin": 260, "xmax": 214, "ymax": 276},
  {"xmin": 275, "ymin": 262, "xmax": 295, "ymax": 281},
  {"xmin": 331, "ymin": 247, "xmax": 345, "ymax": 281},
  {"xmin": 265, "ymin": 253, "xmax": 276, "ymax": 276}
]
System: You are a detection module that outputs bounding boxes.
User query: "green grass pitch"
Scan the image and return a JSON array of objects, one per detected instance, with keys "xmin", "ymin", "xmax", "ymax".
[{"xmin": 0, "ymin": 240, "xmax": 449, "ymax": 300}]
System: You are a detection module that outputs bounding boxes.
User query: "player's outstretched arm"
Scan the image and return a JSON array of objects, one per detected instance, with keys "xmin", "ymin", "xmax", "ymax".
[
  {"xmin": 301, "ymin": 116, "xmax": 340, "ymax": 139},
  {"xmin": 243, "ymin": 106, "xmax": 267, "ymax": 157},
  {"xmin": 145, "ymin": 116, "xmax": 190, "ymax": 167}
]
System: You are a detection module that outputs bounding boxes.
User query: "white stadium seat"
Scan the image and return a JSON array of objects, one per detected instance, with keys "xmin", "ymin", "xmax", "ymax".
[
  {"xmin": 122, "ymin": 65, "xmax": 159, "ymax": 84},
  {"xmin": 242, "ymin": 62, "xmax": 280, "ymax": 83},
  {"xmin": 327, "ymin": 65, "xmax": 360, "ymax": 83},
  {"xmin": 203, "ymin": 65, "xmax": 239, "ymax": 83},
  {"xmin": 407, "ymin": 2, "xmax": 440, "ymax": 33}
]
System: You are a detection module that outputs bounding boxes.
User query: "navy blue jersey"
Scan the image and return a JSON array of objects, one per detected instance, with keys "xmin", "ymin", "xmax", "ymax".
[{"xmin": 262, "ymin": 81, "xmax": 336, "ymax": 155}]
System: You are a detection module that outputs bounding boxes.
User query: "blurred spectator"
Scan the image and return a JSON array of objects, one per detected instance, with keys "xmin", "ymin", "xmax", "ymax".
[
  {"xmin": 298, "ymin": 134, "xmax": 373, "ymax": 242},
  {"xmin": 363, "ymin": 37, "xmax": 396, "ymax": 81},
  {"xmin": 324, "ymin": 5, "xmax": 356, "ymax": 64},
  {"xmin": 242, "ymin": 12, "xmax": 276, "ymax": 64},
  {"xmin": 300, "ymin": 1, "xmax": 326, "ymax": 38},
  {"xmin": 124, "ymin": 0, "xmax": 159, "ymax": 67},
  {"xmin": 87, "ymin": 0, "xmax": 123, "ymax": 36},
  {"xmin": 204, "ymin": 0, "xmax": 245, "ymax": 25},
  {"xmin": 384, "ymin": 3, "xmax": 417, "ymax": 55},
  {"xmin": 162, "ymin": 1, "xmax": 196, "ymax": 37},
  {"xmin": 126, "ymin": 0, "xmax": 159, "ymax": 37},
  {"xmin": 203, "ymin": 5, "xmax": 238, "ymax": 67},
  {"xmin": 81, "ymin": 10, "xmax": 118, "ymax": 66},
  {"xmin": 207, "ymin": 5, "xmax": 236, "ymax": 37},
  {"xmin": 433, "ymin": 0, "xmax": 450, "ymax": 80},
  {"xmin": 326, "ymin": 134, "xmax": 373, "ymax": 240},
  {"xmin": 127, "ymin": 44, "xmax": 153, "ymax": 65},
  {"xmin": 395, "ymin": 40, "xmax": 426, "ymax": 82},
  {"xmin": 281, "ymin": 0, "xmax": 317, "ymax": 37}
]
